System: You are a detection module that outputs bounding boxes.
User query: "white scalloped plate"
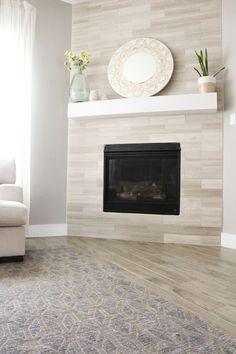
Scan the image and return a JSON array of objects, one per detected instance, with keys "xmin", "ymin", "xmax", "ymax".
[{"xmin": 108, "ymin": 38, "xmax": 174, "ymax": 98}]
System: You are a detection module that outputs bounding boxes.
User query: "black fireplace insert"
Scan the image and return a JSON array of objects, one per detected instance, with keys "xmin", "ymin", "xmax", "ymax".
[{"xmin": 103, "ymin": 143, "xmax": 181, "ymax": 215}]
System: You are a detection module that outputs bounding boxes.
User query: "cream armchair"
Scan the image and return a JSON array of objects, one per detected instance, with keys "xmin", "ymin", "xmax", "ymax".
[{"xmin": 0, "ymin": 159, "xmax": 27, "ymax": 262}]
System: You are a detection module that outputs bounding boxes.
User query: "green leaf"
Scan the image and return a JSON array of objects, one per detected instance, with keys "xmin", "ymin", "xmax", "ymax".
[
  {"xmin": 195, "ymin": 49, "xmax": 210, "ymax": 76},
  {"xmin": 199, "ymin": 59, "xmax": 205, "ymax": 75},
  {"xmin": 213, "ymin": 66, "xmax": 225, "ymax": 77},
  {"xmin": 205, "ymin": 48, "xmax": 208, "ymax": 75},
  {"xmin": 195, "ymin": 50, "xmax": 202, "ymax": 60},
  {"xmin": 193, "ymin": 67, "xmax": 202, "ymax": 77},
  {"xmin": 201, "ymin": 49, "xmax": 207, "ymax": 75}
]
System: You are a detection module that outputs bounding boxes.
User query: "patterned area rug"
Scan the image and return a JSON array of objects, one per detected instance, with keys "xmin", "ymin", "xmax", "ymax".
[{"xmin": 0, "ymin": 240, "xmax": 235, "ymax": 354}]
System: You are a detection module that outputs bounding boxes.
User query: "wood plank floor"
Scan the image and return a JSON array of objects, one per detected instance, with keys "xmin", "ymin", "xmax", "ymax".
[{"xmin": 67, "ymin": 237, "xmax": 236, "ymax": 337}]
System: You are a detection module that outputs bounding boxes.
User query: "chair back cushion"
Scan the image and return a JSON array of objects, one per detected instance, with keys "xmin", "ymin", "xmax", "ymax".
[{"xmin": 0, "ymin": 159, "xmax": 16, "ymax": 184}]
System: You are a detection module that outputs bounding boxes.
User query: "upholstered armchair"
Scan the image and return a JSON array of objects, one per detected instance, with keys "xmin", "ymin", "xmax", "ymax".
[{"xmin": 0, "ymin": 159, "xmax": 27, "ymax": 261}]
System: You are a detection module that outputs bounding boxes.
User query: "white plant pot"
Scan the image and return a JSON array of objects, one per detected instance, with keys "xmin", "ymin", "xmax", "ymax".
[{"xmin": 198, "ymin": 76, "xmax": 216, "ymax": 93}]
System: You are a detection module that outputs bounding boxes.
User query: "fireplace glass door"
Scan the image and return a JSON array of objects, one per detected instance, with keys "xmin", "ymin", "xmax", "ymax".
[{"xmin": 104, "ymin": 143, "xmax": 180, "ymax": 215}]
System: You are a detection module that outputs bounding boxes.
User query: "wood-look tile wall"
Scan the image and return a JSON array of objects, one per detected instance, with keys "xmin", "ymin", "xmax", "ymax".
[{"xmin": 67, "ymin": 0, "xmax": 223, "ymax": 245}]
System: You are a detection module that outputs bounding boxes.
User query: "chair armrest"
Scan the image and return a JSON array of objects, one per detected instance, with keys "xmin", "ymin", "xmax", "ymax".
[{"xmin": 0, "ymin": 184, "xmax": 23, "ymax": 203}]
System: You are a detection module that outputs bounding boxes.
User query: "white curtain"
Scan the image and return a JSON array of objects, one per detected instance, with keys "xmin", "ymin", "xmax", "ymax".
[{"xmin": 0, "ymin": 0, "xmax": 36, "ymax": 208}]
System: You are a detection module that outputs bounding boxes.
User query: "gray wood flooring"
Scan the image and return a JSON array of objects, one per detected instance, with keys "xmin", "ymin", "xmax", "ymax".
[{"xmin": 68, "ymin": 237, "xmax": 236, "ymax": 337}]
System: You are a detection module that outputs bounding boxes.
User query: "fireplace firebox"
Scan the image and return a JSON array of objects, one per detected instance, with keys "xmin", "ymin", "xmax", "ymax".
[{"xmin": 103, "ymin": 143, "xmax": 181, "ymax": 215}]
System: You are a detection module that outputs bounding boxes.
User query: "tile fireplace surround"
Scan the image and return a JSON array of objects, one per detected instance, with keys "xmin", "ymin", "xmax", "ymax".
[
  {"xmin": 67, "ymin": 110, "xmax": 223, "ymax": 245},
  {"xmin": 67, "ymin": 0, "xmax": 223, "ymax": 246}
]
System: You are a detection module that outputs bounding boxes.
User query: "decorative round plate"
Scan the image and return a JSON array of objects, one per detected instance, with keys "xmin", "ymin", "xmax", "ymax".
[{"xmin": 108, "ymin": 38, "xmax": 174, "ymax": 98}]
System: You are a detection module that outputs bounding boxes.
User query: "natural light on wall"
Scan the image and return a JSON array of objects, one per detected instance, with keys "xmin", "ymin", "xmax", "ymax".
[{"xmin": 0, "ymin": 0, "xmax": 36, "ymax": 207}]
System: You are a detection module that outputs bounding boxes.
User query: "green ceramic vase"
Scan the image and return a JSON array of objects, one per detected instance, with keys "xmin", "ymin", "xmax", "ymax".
[{"xmin": 70, "ymin": 71, "xmax": 89, "ymax": 102}]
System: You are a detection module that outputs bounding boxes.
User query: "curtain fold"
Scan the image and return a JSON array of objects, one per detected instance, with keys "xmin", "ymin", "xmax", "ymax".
[{"xmin": 0, "ymin": 0, "xmax": 36, "ymax": 211}]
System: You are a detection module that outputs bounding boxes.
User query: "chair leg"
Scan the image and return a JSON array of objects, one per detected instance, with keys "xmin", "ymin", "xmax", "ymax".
[{"xmin": 0, "ymin": 256, "xmax": 24, "ymax": 263}]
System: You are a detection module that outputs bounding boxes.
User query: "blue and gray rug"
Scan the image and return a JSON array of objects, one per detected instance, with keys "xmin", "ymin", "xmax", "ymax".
[{"xmin": 0, "ymin": 241, "xmax": 235, "ymax": 353}]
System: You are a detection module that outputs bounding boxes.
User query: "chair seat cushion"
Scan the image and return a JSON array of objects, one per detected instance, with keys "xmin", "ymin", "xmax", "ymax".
[{"xmin": 0, "ymin": 201, "xmax": 27, "ymax": 226}]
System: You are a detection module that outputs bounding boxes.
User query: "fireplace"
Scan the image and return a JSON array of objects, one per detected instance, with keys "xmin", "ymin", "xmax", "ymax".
[{"xmin": 103, "ymin": 143, "xmax": 181, "ymax": 215}]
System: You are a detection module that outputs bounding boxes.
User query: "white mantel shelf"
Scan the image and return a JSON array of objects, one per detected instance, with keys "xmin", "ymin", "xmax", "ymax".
[{"xmin": 68, "ymin": 93, "xmax": 217, "ymax": 119}]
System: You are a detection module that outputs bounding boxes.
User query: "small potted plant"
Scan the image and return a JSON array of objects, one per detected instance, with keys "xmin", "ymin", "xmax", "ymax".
[
  {"xmin": 64, "ymin": 50, "xmax": 91, "ymax": 102},
  {"xmin": 193, "ymin": 49, "xmax": 225, "ymax": 93}
]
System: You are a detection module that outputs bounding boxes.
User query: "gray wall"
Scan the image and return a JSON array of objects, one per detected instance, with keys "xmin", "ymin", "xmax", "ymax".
[
  {"xmin": 29, "ymin": 0, "xmax": 71, "ymax": 225},
  {"xmin": 222, "ymin": 0, "xmax": 236, "ymax": 234}
]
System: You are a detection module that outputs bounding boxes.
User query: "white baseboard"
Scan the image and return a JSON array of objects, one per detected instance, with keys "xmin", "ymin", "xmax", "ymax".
[
  {"xmin": 27, "ymin": 224, "xmax": 68, "ymax": 238},
  {"xmin": 221, "ymin": 232, "xmax": 236, "ymax": 249}
]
